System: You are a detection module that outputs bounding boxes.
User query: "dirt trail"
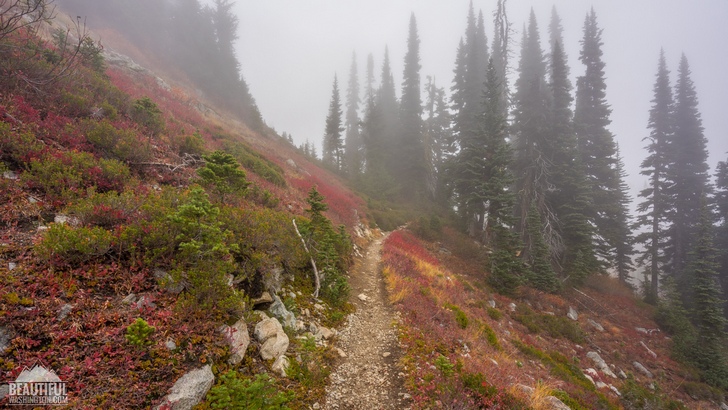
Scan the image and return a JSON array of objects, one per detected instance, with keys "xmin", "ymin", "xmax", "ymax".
[{"xmin": 323, "ymin": 234, "xmax": 409, "ymax": 410}]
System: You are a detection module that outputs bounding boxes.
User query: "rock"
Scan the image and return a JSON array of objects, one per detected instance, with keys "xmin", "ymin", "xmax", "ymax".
[
  {"xmin": 122, "ymin": 293, "xmax": 138, "ymax": 305},
  {"xmin": 516, "ymin": 384, "xmax": 535, "ymax": 396},
  {"xmin": 721, "ymin": 402, "xmax": 728, "ymax": 410},
  {"xmin": 313, "ymin": 303, "xmax": 325, "ymax": 311},
  {"xmin": 584, "ymin": 374, "xmax": 595, "ymax": 385},
  {"xmin": 312, "ymin": 403, "xmax": 320, "ymax": 410},
  {"xmin": 587, "ymin": 319, "xmax": 604, "ymax": 332},
  {"xmin": 640, "ymin": 341, "xmax": 657, "ymax": 359},
  {"xmin": 8, "ymin": 262, "xmax": 16, "ymax": 271},
  {"xmin": 309, "ymin": 322, "xmax": 318, "ymax": 335},
  {"xmin": 635, "ymin": 327, "xmax": 649, "ymax": 335},
  {"xmin": 508, "ymin": 302, "xmax": 517, "ymax": 312},
  {"xmin": 382, "ymin": 352, "xmax": 391, "ymax": 358},
  {"xmin": 2, "ymin": 170, "xmax": 18, "ymax": 180},
  {"xmin": 316, "ymin": 326, "xmax": 335, "ymax": 340},
  {"xmin": 567, "ymin": 306, "xmax": 579, "ymax": 321},
  {"xmin": 220, "ymin": 318, "xmax": 250, "ymax": 365},
  {"xmin": 587, "ymin": 351, "xmax": 617, "ymax": 378},
  {"xmin": 584, "ymin": 368, "xmax": 599, "ymax": 379},
  {"xmin": 155, "ymin": 365, "xmax": 214, "ymax": 410},
  {"xmin": 262, "ymin": 266, "xmax": 285, "ymax": 294},
  {"xmin": 272, "ymin": 355, "xmax": 290, "ymax": 377},
  {"xmin": 335, "ymin": 348, "xmax": 346, "ymax": 358},
  {"xmin": 609, "ymin": 385, "xmax": 621, "ymax": 396},
  {"xmin": 295, "ymin": 320, "xmax": 306, "ymax": 333},
  {"xmin": 54, "ymin": 214, "xmax": 78, "ymax": 226},
  {"xmin": 255, "ymin": 318, "xmax": 289, "ymax": 360},
  {"xmin": 154, "ymin": 269, "xmax": 184, "ymax": 294},
  {"xmin": 357, "ymin": 293, "xmax": 369, "ymax": 302},
  {"xmin": 488, "ymin": 300, "xmax": 496, "ymax": 308},
  {"xmin": 253, "ymin": 292, "xmax": 274, "ymax": 306},
  {"xmin": 544, "ymin": 395, "xmax": 571, "ymax": 410},
  {"xmin": 136, "ymin": 295, "xmax": 157, "ymax": 310},
  {"xmin": 28, "ymin": 196, "xmax": 39, "ymax": 204},
  {"xmin": 269, "ymin": 294, "xmax": 296, "ymax": 329},
  {"xmin": 0, "ymin": 326, "xmax": 15, "ymax": 354},
  {"xmin": 286, "ymin": 158, "xmax": 297, "ymax": 169},
  {"xmin": 633, "ymin": 361, "xmax": 653, "ymax": 378},
  {"xmin": 57, "ymin": 304, "xmax": 73, "ymax": 321},
  {"xmin": 596, "ymin": 381, "xmax": 608, "ymax": 389},
  {"xmin": 165, "ymin": 339, "xmax": 177, "ymax": 350},
  {"xmin": 618, "ymin": 369, "xmax": 627, "ymax": 379},
  {"xmin": 489, "ymin": 358, "xmax": 499, "ymax": 366}
]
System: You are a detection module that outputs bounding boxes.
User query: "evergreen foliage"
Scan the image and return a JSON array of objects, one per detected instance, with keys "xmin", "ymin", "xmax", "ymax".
[
  {"xmin": 524, "ymin": 201, "xmax": 560, "ymax": 293},
  {"xmin": 207, "ymin": 372, "xmax": 293, "ymax": 410},
  {"xmin": 125, "ymin": 318, "xmax": 155, "ymax": 347},
  {"xmin": 323, "ymin": 75, "xmax": 344, "ymax": 171},
  {"xmin": 344, "ymin": 52, "xmax": 362, "ymax": 176},
  {"xmin": 197, "ymin": 151, "xmax": 250, "ymax": 203},
  {"xmin": 715, "ymin": 159, "xmax": 728, "ymax": 317}
]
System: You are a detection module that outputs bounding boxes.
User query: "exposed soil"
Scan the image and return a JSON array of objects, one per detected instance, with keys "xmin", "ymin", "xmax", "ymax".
[{"xmin": 323, "ymin": 233, "xmax": 409, "ymax": 410}]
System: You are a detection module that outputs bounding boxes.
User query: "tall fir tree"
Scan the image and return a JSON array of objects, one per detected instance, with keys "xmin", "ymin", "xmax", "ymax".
[
  {"xmin": 635, "ymin": 50, "xmax": 673, "ymax": 303},
  {"xmin": 377, "ymin": 46, "xmax": 400, "ymax": 179},
  {"xmin": 323, "ymin": 75, "xmax": 344, "ymax": 171},
  {"xmin": 612, "ymin": 147, "xmax": 635, "ymax": 286},
  {"xmin": 714, "ymin": 159, "xmax": 728, "ymax": 318},
  {"xmin": 573, "ymin": 8, "xmax": 627, "ymax": 271},
  {"xmin": 398, "ymin": 14, "xmax": 429, "ymax": 199},
  {"xmin": 688, "ymin": 197, "xmax": 728, "ymax": 387},
  {"xmin": 344, "ymin": 52, "xmax": 362, "ymax": 176},
  {"xmin": 423, "ymin": 76, "xmax": 453, "ymax": 203},
  {"xmin": 491, "ymin": 0, "xmax": 510, "ymax": 116},
  {"xmin": 665, "ymin": 54, "xmax": 712, "ymax": 299}
]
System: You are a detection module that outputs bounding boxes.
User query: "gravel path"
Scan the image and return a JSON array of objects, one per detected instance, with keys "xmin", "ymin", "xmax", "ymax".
[{"xmin": 323, "ymin": 234, "xmax": 409, "ymax": 410}]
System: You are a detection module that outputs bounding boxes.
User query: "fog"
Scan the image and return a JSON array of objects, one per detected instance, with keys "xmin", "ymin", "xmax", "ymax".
[{"xmin": 231, "ymin": 0, "xmax": 728, "ymax": 200}]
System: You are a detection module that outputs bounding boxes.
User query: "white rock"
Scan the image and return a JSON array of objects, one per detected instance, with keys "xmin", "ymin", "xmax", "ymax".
[
  {"xmin": 382, "ymin": 352, "xmax": 391, "ymax": 358},
  {"xmin": 720, "ymin": 402, "xmax": 728, "ymax": 410},
  {"xmin": 584, "ymin": 374, "xmax": 595, "ymax": 385},
  {"xmin": 252, "ymin": 292, "xmax": 274, "ymax": 306},
  {"xmin": 2, "ymin": 171, "xmax": 18, "ymax": 180},
  {"xmin": 272, "ymin": 355, "xmax": 290, "ymax": 377},
  {"xmin": 316, "ymin": 326, "xmax": 335, "ymax": 340},
  {"xmin": 596, "ymin": 381, "xmax": 608, "ymax": 389},
  {"xmin": 336, "ymin": 348, "xmax": 346, "ymax": 358},
  {"xmin": 255, "ymin": 318, "xmax": 283, "ymax": 343},
  {"xmin": 567, "ymin": 306, "xmax": 579, "ymax": 321},
  {"xmin": 635, "ymin": 327, "xmax": 649, "ymax": 335},
  {"xmin": 259, "ymin": 333, "xmax": 288, "ymax": 360},
  {"xmin": 609, "ymin": 385, "xmax": 621, "ymax": 396},
  {"xmin": 122, "ymin": 293, "xmax": 138, "ymax": 305},
  {"xmin": 508, "ymin": 302, "xmax": 517, "ymax": 312},
  {"xmin": 633, "ymin": 361, "xmax": 653, "ymax": 378},
  {"xmin": 358, "ymin": 293, "xmax": 369, "ymax": 302},
  {"xmin": 588, "ymin": 318, "xmax": 604, "ymax": 332},
  {"xmin": 640, "ymin": 341, "xmax": 657, "ymax": 359},
  {"xmin": 220, "ymin": 318, "xmax": 250, "ymax": 365},
  {"xmin": 488, "ymin": 300, "xmax": 496, "ymax": 308},
  {"xmin": 8, "ymin": 262, "xmax": 16, "ymax": 271},
  {"xmin": 165, "ymin": 339, "xmax": 177, "ymax": 350},
  {"xmin": 544, "ymin": 395, "xmax": 571, "ymax": 410},
  {"xmin": 489, "ymin": 358, "xmax": 499, "ymax": 366},
  {"xmin": 57, "ymin": 304, "xmax": 73, "ymax": 321},
  {"xmin": 587, "ymin": 351, "xmax": 617, "ymax": 378},
  {"xmin": 155, "ymin": 365, "xmax": 214, "ymax": 410},
  {"xmin": 313, "ymin": 303, "xmax": 325, "ymax": 311}
]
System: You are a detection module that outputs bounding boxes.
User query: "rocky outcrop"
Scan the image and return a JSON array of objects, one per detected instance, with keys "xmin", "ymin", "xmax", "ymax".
[
  {"xmin": 633, "ymin": 361, "xmax": 653, "ymax": 378},
  {"xmin": 155, "ymin": 365, "xmax": 214, "ymax": 410},
  {"xmin": 219, "ymin": 317, "xmax": 250, "ymax": 365},
  {"xmin": 254, "ymin": 317, "xmax": 289, "ymax": 361},
  {"xmin": 586, "ymin": 351, "xmax": 617, "ymax": 378}
]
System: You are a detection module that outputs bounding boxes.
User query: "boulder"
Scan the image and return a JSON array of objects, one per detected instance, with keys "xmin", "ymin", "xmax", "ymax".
[
  {"xmin": 57, "ymin": 304, "xmax": 73, "ymax": 321},
  {"xmin": 154, "ymin": 269, "xmax": 184, "ymax": 295},
  {"xmin": 567, "ymin": 306, "xmax": 579, "ymax": 321},
  {"xmin": 544, "ymin": 395, "xmax": 571, "ymax": 410},
  {"xmin": 253, "ymin": 292, "xmax": 274, "ymax": 306},
  {"xmin": 255, "ymin": 318, "xmax": 289, "ymax": 360},
  {"xmin": 270, "ymin": 294, "xmax": 296, "ymax": 329},
  {"xmin": 122, "ymin": 293, "xmax": 137, "ymax": 305},
  {"xmin": 8, "ymin": 262, "xmax": 16, "ymax": 271},
  {"xmin": 155, "ymin": 365, "xmax": 214, "ymax": 410},
  {"xmin": 272, "ymin": 355, "xmax": 290, "ymax": 377},
  {"xmin": 508, "ymin": 302, "xmax": 517, "ymax": 312},
  {"xmin": 220, "ymin": 318, "xmax": 250, "ymax": 365},
  {"xmin": 633, "ymin": 361, "xmax": 653, "ymax": 378},
  {"xmin": 165, "ymin": 339, "xmax": 177, "ymax": 350},
  {"xmin": 586, "ymin": 351, "xmax": 617, "ymax": 378},
  {"xmin": 587, "ymin": 319, "xmax": 604, "ymax": 332},
  {"xmin": 0, "ymin": 326, "xmax": 15, "ymax": 355},
  {"xmin": 315, "ymin": 326, "xmax": 335, "ymax": 341},
  {"xmin": 487, "ymin": 300, "xmax": 496, "ymax": 308},
  {"xmin": 255, "ymin": 318, "xmax": 283, "ymax": 343},
  {"xmin": 720, "ymin": 402, "xmax": 728, "ymax": 410}
]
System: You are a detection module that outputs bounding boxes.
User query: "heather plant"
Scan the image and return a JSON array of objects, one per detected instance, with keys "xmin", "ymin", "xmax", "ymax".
[
  {"xmin": 125, "ymin": 317, "xmax": 155, "ymax": 347},
  {"xmin": 82, "ymin": 119, "xmax": 152, "ymax": 164},
  {"xmin": 36, "ymin": 223, "xmax": 114, "ymax": 267}
]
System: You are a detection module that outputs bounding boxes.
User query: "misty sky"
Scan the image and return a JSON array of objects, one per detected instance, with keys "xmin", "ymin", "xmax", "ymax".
[{"xmin": 230, "ymin": 0, "xmax": 728, "ymax": 202}]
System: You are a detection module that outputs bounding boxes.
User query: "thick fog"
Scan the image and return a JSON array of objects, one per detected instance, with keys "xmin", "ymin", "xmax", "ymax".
[{"xmin": 231, "ymin": 0, "xmax": 728, "ymax": 199}]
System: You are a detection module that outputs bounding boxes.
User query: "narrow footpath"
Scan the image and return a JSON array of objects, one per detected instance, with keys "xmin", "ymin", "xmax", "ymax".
[{"xmin": 323, "ymin": 234, "xmax": 408, "ymax": 410}]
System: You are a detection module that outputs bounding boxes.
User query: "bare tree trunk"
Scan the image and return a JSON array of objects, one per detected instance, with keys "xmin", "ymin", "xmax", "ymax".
[{"xmin": 293, "ymin": 218, "xmax": 320, "ymax": 299}]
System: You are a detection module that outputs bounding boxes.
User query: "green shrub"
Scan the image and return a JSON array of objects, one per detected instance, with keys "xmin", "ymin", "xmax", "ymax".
[
  {"xmin": 125, "ymin": 318, "xmax": 155, "ymax": 347},
  {"xmin": 174, "ymin": 130, "xmax": 206, "ymax": 156},
  {"xmin": 486, "ymin": 307, "xmax": 503, "ymax": 321},
  {"xmin": 64, "ymin": 189, "xmax": 140, "ymax": 229},
  {"xmin": 434, "ymin": 354, "xmax": 455, "ymax": 378},
  {"xmin": 287, "ymin": 336, "xmax": 330, "ymax": 389},
  {"xmin": 207, "ymin": 372, "xmax": 293, "ymax": 410},
  {"xmin": 197, "ymin": 151, "xmax": 249, "ymax": 203},
  {"xmin": 445, "ymin": 303, "xmax": 469, "ymax": 329},
  {"xmin": 222, "ymin": 139, "xmax": 286, "ymax": 187},
  {"xmin": 481, "ymin": 323, "xmax": 501, "ymax": 350},
  {"xmin": 130, "ymin": 97, "xmax": 164, "ymax": 137},
  {"xmin": 36, "ymin": 223, "xmax": 113, "ymax": 266},
  {"xmin": 513, "ymin": 305, "xmax": 585, "ymax": 343},
  {"xmin": 83, "ymin": 119, "xmax": 152, "ymax": 164}
]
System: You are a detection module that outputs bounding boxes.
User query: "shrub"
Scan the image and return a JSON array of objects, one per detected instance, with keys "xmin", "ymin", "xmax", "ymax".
[
  {"xmin": 481, "ymin": 323, "xmax": 501, "ymax": 350},
  {"xmin": 486, "ymin": 307, "xmax": 503, "ymax": 321},
  {"xmin": 173, "ymin": 130, "xmax": 206, "ymax": 156},
  {"xmin": 197, "ymin": 151, "xmax": 249, "ymax": 203},
  {"xmin": 36, "ymin": 223, "xmax": 113, "ymax": 266},
  {"xmin": 207, "ymin": 372, "xmax": 293, "ymax": 410},
  {"xmin": 445, "ymin": 303, "xmax": 468, "ymax": 329},
  {"xmin": 83, "ymin": 119, "xmax": 152, "ymax": 164},
  {"xmin": 64, "ymin": 189, "xmax": 141, "ymax": 229},
  {"xmin": 222, "ymin": 139, "xmax": 286, "ymax": 187},
  {"xmin": 130, "ymin": 97, "xmax": 164, "ymax": 137},
  {"xmin": 125, "ymin": 318, "xmax": 155, "ymax": 347},
  {"xmin": 434, "ymin": 354, "xmax": 455, "ymax": 377}
]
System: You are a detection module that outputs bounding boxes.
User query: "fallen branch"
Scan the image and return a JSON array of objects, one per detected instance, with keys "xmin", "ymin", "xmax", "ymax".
[{"xmin": 292, "ymin": 218, "xmax": 320, "ymax": 299}]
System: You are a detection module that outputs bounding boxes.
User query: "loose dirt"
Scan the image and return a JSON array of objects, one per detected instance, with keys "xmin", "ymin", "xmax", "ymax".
[{"xmin": 323, "ymin": 234, "xmax": 409, "ymax": 410}]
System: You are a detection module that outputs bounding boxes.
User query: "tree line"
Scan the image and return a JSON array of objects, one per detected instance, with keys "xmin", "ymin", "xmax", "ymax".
[{"xmin": 317, "ymin": 2, "xmax": 727, "ymax": 385}]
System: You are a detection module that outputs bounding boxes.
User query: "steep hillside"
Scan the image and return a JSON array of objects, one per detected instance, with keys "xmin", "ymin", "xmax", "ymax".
[{"xmin": 0, "ymin": 5, "xmax": 371, "ymax": 409}]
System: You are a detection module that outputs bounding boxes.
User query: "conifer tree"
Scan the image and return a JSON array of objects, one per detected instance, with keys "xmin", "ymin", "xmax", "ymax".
[
  {"xmin": 635, "ymin": 50, "xmax": 673, "ymax": 303},
  {"xmin": 377, "ymin": 46, "xmax": 400, "ymax": 178},
  {"xmin": 715, "ymin": 160, "xmax": 728, "ymax": 317},
  {"xmin": 573, "ymin": 8, "xmax": 628, "ymax": 270},
  {"xmin": 613, "ymin": 148, "xmax": 635, "ymax": 286},
  {"xmin": 323, "ymin": 75, "xmax": 344, "ymax": 171},
  {"xmin": 423, "ymin": 76, "xmax": 453, "ymax": 201},
  {"xmin": 688, "ymin": 197, "xmax": 728, "ymax": 388},
  {"xmin": 344, "ymin": 52, "xmax": 362, "ymax": 176},
  {"xmin": 525, "ymin": 201, "xmax": 560, "ymax": 293},
  {"xmin": 665, "ymin": 54, "xmax": 712, "ymax": 295},
  {"xmin": 398, "ymin": 14, "xmax": 429, "ymax": 199},
  {"xmin": 490, "ymin": 0, "xmax": 510, "ymax": 115}
]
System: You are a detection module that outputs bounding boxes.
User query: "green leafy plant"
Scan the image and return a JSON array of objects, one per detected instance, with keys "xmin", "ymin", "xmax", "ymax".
[
  {"xmin": 125, "ymin": 318, "xmax": 155, "ymax": 347},
  {"xmin": 130, "ymin": 97, "xmax": 164, "ymax": 138},
  {"xmin": 207, "ymin": 372, "xmax": 293, "ymax": 410},
  {"xmin": 444, "ymin": 303, "xmax": 469, "ymax": 329},
  {"xmin": 434, "ymin": 354, "xmax": 455, "ymax": 378},
  {"xmin": 36, "ymin": 223, "xmax": 113, "ymax": 266},
  {"xmin": 197, "ymin": 151, "xmax": 250, "ymax": 203}
]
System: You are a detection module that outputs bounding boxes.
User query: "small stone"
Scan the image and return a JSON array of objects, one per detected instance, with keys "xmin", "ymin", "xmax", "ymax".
[
  {"xmin": 487, "ymin": 300, "xmax": 496, "ymax": 308},
  {"xmin": 508, "ymin": 302, "xmax": 516, "ymax": 312},
  {"xmin": 633, "ymin": 361, "xmax": 653, "ymax": 378},
  {"xmin": 587, "ymin": 351, "xmax": 617, "ymax": 378},
  {"xmin": 54, "ymin": 214, "xmax": 77, "ymax": 225},
  {"xmin": 253, "ymin": 292, "xmax": 274, "ymax": 306},
  {"xmin": 165, "ymin": 339, "xmax": 177, "ymax": 350},
  {"xmin": 8, "ymin": 262, "xmax": 16, "ymax": 271},
  {"xmin": 588, "ymin": 318, "xmax": 605, "ymax": 332},
  {"xmin": 136, "ymin": 295, "xmax": 157, "ymax": 310},
  {"xmin": 635, "ymin": 327, "xmax": 649, "ymax": 335},
  {"xmin": 313, "ymin": 303, "xmax": 325, "ymax": 311},
  {"xmin": 272, "ymin": 355, "xmax": 290, "ymax": 377},
  {"xmin": 567, "ymin": 306, "xmax": 579, "ymax": 321},
  {"xmin": 618, "ymin": 369, "xmax": 627, "ymax": 379},
  {"xmin": 154, "ymin": 269, "xmax": 184, "ymax": 294},
  {"xmin": 2, "ymin": 171, "xmax": 18, "ymax": 180},
  {"xmin": 596, "ymin": 381, "xmax": 608, "ymax": 389},
  {"xmin": 0, "ymin": 326, "xmax": 14, "ymax": 355},
  {"xmin": 720, "ymin": 402, "xmax": 728, "ymax": 410},
  {"xmin": 57, "ymin": 304, "xmax": 73, "ymax": 321},
  {"xmin": 357, "ymin": 293, "xmax": 369, "ymax": 302},
  {"xmin": 28, "ymin": 196, "xmax": 39, "ymax": 204},
  {"xmin": 382, "ymin": 352, "xmax": 391, "ymax": 358},
  {"xmin": 122, "ymin": 293, "xmax": 137, "ymax": 305},
  {"xmin": 609, "ymin": 385, "xmax": 621, "ymax": 396},
  {"xmin": 489, "ymin": 358, "xmax": 499, "ymax": 366},
  {"xmin": 312, "ymin": 403, "xmax": 320, "ymax": 409},
  {"xmin": 317, "ymin": 326, "xmax": 335, "ymax": 340},
  {"xmin": 336, "ymin": 348, "xmax": 346, "ymax": 358}
]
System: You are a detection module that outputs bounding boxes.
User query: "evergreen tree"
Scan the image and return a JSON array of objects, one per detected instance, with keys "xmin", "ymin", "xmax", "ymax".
[
  {"xmin": 715, "ymin": 160, "xmax": 728, "ymax": 317},
  {"xmin": 613, "ymin": 148, "xmax": 635, "ymax": 286},
  {"xmin": 635, "ymin": 50, "xmax": 673, "ymax": 303},
  {"xmin": 573, "ymin": 8, "xmax": 626, "ymax": 270},
  {"xmin": 398, "ymin": 14, "xmax": 429, "ymax": 199},
  {"xmin": 525, "ymin": 201, "xmax": 560, "ymax": 293},
  {"xmin": 665, "ymin": 54, "xmax": 712, "ymax": 296},
  {"xmin": 490, "ymin": 0, "xmax": 510, "ymax": 116},
  {"xmin": 323, "ymin": 75, "xmax": 344, "ymax": 171},
  {"xmin": 344, "ymin": 52, "xmax": 362, "ymax": 176},
  {"xmin": 377, "ymin": 46, "xmax": 400, "ymax": 178},
  {"xmin": 423, "ymin": 76, "xmax": 453, "ymax": 203},
  {"xmin": 688, "ymin": 197, "xmax": 728, "ymax": 388}
]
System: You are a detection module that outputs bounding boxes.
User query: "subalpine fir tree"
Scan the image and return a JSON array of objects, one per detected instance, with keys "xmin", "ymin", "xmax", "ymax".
[
  {"xmin": 635, "ymin": 50, "xmax": 673, "ymax": 303},
  {"xmin": 688, "ymin": 197, "xmax": 728, "ymax": 388},
  {"xmin": 398, "ymin": 14, "xmax": 429, "ymax": 199},
  {"xmin": 665, "ymin": 54, "xmax": 712, "ymax": 298},
  {"xmin": 715, "ymin": 160, "xmax": 728, "ymax": 318},
  {"xmin": 573, "ymin": 8, "xmax": 626, "ymax": 270},
  {"xmin": 344, "ymin": 52, "xmax": 362, "ymax": 177},
  {"xmin": 323, "ymin": 75, "xmax": 344, "ymax": 170},
  {"xmin": 377, "ymin": 46, "xmax": 400, "ymax": 179},
  {"xmin": 613, "ymin": 148, "xmax": 635, "ymax": 286},
  {"xmin": 423, "ymin": 76, "xmax": 452, "ymax": 203},
  {"xmin": 525, "ymin": 201, "xmax": 560, "ymax": 293}
]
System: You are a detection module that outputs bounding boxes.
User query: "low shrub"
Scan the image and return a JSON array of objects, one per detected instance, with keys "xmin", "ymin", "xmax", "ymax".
[
  {"xmin": 486, "ymin": 307, "xmax": 503, "ymax": 321},
  {"xmin": 444, "ymin": 303, "xmax": 469, "ymax": 329},
  {"xmin": 36, "ymin": 223, "xmax": 113, "ymax": 267},
  {"xmin": 206, "ymin": 372, "xmax": 293, "ymax": 410},
  {"xmin": 513, "ymin": 305, "xmax": 585, "ymax": 343},
  {"xmin": 82, "ymin": 119, "xmax": 152, "ymax": 164},
  {"xmin": 125, "ymin": 318, "xmax": 155, "ymax": 347}
]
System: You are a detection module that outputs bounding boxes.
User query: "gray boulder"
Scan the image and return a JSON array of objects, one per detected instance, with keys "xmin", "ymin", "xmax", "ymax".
[
  {"xmin": 270, "ymin": 294, "xmax": 296, "ymax": 329},
  {"xmin": 587, "ymin": 319, "xmax": 604, "ymax": 332},
  {"xmin": 544, "ymin": 395, "xmax": 572, "ymax": 410},
  {"xmin": 272, "ymin": 355, "xmax": 290, "ymax": 377},
  {"xmin": 220, "ymin": 318, "xmax": 250, "ymax": 365},
  {"xmin": 567, "ymin": 306, "xmax": 579, "ymax": 321},
  {"xmin": 633, "ymin": 361, "xmax": 653, "ymax": 378},
  {"xmin": 254, "ymin": 317, "xmax": 289, "ymax": 360},
  {"xmin": 587, "ymin": 351, "xmax": 617, "ymax": 378},
  {"xmin": 155, "ymin": 365, "xmax": 214, "ymax": 410}
]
